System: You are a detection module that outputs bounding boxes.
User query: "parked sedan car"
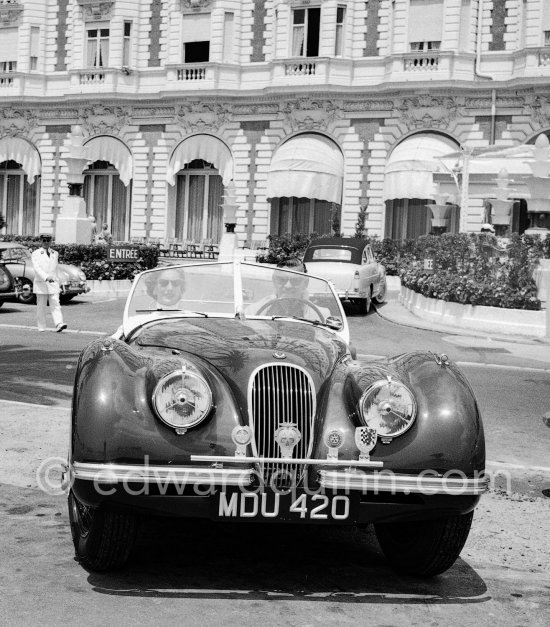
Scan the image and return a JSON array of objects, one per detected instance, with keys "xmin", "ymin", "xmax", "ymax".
[
  {"xmin": 303, "ymin": 238, "xmax": 387, "ymax": 313},
  {"xmin": 66, "ymin": 261, "xmax": 487, "ymax": 575},
  {"xmin": 0, "ymin": 262, "xmax": 20, "ymax": 308},
  {"xmin": 0, "ymin": 242, "xmax": 89, "ymax": 304}
]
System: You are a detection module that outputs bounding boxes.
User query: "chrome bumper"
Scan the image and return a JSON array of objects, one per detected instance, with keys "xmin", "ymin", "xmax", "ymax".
[
  {"xmin": 319, "ymin": 469, "xmax": 489, "ymax": 495},
  {"xmin": 71, "ymin": 461, "xmax": 254, "ymax": 486}
]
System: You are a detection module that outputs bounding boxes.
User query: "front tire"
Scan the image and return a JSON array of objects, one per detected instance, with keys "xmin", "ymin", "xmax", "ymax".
[
  {"xmin": 60, "ymin": 294, "xmax": 75, "ymax": 304},
  {"xmin": 373, "ymin": 276, "xmax": 387, "ymax": 304},
  {"xmin": 17, "ymin": 278, "xmax": 36, "ymax": 305},
  {"xmin": 68, "ymin": 491, "xmax": 138, "ymax": 572},
  {"xmin": 374, "ymin": 511, "xmax": 474, "ymax": 577}
]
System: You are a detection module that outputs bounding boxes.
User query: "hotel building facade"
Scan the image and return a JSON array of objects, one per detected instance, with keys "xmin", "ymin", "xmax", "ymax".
[{"xmin": 1, "ymin": 0, "xmax": 550, "ymax": 245}]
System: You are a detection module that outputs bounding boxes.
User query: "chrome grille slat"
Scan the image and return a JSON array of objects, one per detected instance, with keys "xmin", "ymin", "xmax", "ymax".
[{"xmin": 249, "ymin": 363, "xmax": 316, "ymax": 487}]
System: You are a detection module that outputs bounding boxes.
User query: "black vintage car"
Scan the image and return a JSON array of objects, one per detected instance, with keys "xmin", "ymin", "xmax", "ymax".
[
  {"xmin": 66, "ymin": 262, "xmax": 487, "ymax": 575},
  {"xmin": 0, "ymin": 261, "xmax": 20, "ymax": 308}
]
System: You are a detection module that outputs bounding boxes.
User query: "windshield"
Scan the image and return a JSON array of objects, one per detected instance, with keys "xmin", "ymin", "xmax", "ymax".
[
  {"xmin": 1, "ymin": 246, "xmax": 31, "ymax": 262},
  {"xmin": 124, "ymin": 262, "xmax": 347, "ymax": 338}
]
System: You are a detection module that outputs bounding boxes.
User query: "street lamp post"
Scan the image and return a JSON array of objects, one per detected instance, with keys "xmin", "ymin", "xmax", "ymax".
[
  {"xmin": 55, "ymin": 125, "xmax": 92, "ymax": 244},
  {"xmin": 487, "ymin": 168, "xmax": 515, "ymax": 237},
  {"xmin": 218, "ymin": 181, "xmax": 240, "ymax": 261}
]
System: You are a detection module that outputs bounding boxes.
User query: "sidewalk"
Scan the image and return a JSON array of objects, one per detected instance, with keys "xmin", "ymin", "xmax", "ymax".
[{"xmin": 375, "ymin": 284, "xmax": 550, "ymax": 367}]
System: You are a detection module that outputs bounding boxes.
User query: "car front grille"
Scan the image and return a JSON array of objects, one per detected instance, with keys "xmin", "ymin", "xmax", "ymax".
[{"xmin": 249, "ymin": 363, "xmax": 316, "ymax": 488}]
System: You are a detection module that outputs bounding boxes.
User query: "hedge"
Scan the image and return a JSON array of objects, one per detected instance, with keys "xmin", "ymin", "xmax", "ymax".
[
  {"xmin": 257, "ymin": 231, "xmax": 549, "ymax": 310},
  {"xmin": 0, "ymin": 236, "xmax": 159, "ymax": 280}
]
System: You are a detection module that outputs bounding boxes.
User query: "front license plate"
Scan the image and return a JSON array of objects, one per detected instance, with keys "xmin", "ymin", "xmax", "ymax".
[{"xmin": 213, "ymin": 489, "xmax": 358, "ymax": 524}]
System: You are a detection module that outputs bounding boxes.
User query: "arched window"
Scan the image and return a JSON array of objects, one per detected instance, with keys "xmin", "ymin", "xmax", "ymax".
[
  {"xmin": 175, "ymin": 159, "xmax": 223, "ymax": 244},
  {"xmin": 83, "ymin": 161, "xmax": 132, "ymax": 241},
  {"xmin": 0, "ymin": 160, "xmax": 39, "ymax": 236}
]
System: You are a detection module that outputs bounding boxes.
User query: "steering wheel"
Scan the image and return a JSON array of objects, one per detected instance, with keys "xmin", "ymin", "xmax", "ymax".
[{"xmin": 256, "ymin": 297, "xmax": 325, "ymax": 322}]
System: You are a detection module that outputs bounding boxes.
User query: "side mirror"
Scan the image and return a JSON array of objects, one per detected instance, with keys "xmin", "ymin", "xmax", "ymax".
[{"xmin": 325, "ymin": 316, "xmax": 343, "ymax": 331}]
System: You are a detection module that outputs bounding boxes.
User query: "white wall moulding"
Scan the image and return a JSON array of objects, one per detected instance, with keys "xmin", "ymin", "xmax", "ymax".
[
  {"xmin": 0, "ymin": 1, "xmax": 23, "ymax": 27},
  {"xmin": 77, "ymin": 0, "xmax": 114, "ymax": 22}
]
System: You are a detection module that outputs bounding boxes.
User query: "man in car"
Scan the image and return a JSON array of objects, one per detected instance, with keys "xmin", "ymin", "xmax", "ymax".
[{"xmin": 247, "ymin": 258, "xmax": 327, "ymax": 320}]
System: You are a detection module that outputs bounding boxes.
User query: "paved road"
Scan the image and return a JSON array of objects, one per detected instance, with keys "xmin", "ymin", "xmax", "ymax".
[{"xmin": 1, "ymin": 295, "xmax": 549, "ymax": 625}]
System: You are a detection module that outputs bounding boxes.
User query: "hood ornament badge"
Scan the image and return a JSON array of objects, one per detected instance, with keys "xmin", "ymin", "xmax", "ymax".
[
  {"xmin": 273, "ymin": 351, "xmax": 286, "ymax": 359},
  {"xmin": 355, "ymin": 426, "xmax": 378, "ymax": 461},
  {"xmin": 274, "ymin": 422, "xmax": 301, "ymax": 459}
]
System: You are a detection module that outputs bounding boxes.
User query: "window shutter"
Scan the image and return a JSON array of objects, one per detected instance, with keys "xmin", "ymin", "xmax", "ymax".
[
  {"xmin": 408, "ymin": 0, "xmax": 444, "ymax": 43},
  {"xmin": 0, "ymin": 28, "xmax": 18, "ymax": 62},
  {"xmin": 182, "ymin": 13, "xmax": 211, "ymax": 42},
  {"xmin": 30, "ymin": 27, "xmax": 40, "ymax": 57}
]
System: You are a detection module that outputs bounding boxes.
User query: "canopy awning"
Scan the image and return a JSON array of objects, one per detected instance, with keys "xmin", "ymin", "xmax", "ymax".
[
  {"xmin": 267, "ymin": 134, "xmax": 343, "ymax": 204},
  {"xmin": 439, "ymin": 145, "xmax": 539, "ymax": 177},
  {"xmin": 84, "ymin": 136, "xmax": 133, "ymax": 186},
  {"xmin": 167, "ymin": 135, "xmax": 233, "ymax": 186},
  {"xmin": 383, "ymin": 133, "xmax": 459, "ymax": 200},
  {"xmin": 0, "ymin": 136, "xmax": 41, "ymax": 184}
]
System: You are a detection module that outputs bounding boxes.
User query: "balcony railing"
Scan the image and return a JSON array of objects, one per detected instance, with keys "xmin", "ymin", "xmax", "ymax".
[
  {"xmin": 403, "ymin": 52, "xmax": 441, "ymax": 72},
  {"xmin": 0, "ymin": 74, "xmax": 14, "ymax": 87},
  {"xmin": 177, "ymin": 65, "xmax": 207, "ymax": 81},
  {"xmin": 79, "ymin": 70, "xmax": 105, "ymax": 84},
  {"xmin": 539, "ymin": 48, "xmax": 550, "ymax": 67},
  {"xmin": 284, "ymin": 60, "xmax": 316, "ymax": 76}
]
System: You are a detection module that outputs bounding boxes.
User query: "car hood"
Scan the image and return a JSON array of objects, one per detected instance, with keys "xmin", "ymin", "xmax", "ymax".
[{"xmin": 132, "ymin": 317, "xmax": 349, "ymax": 384}]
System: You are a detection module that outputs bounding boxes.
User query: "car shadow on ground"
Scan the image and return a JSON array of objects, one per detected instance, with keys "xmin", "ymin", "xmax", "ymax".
[{"xmin": 86, "ymin": 519, "xmax": 489, "ymax": 604}]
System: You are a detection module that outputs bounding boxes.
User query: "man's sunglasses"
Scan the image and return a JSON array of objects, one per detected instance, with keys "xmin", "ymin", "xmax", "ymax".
[
  {"xmin": 273, "ymin": 273, "xmax": 308, "ymax": 287},
  {"xmin": 158, "ymin": 279, "xmax": 184, "ymax": 288}
]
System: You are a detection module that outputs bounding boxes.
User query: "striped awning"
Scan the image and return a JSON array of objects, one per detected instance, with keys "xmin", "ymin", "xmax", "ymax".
[{"xmin": 0, "ymin": 136, "xmax": 41, "ymax": 184}]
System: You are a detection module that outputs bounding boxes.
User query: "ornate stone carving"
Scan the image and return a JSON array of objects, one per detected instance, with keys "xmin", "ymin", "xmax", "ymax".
[
  {"xmin": 180, "ymin": 0, "xmax": 213, "ymax": 13},
  {"xmin": 76, "ymin": 0, "xmax": 114, "ymax": 22},
  {"xmin": 344, "ymin": 99, "xmax": 395, "ymax": 113},
  {"xmin": 175, "ymin": 102, "xmax": 231, "ymax": 132},
  {"xmin": 232, "ymin": 102, "xmax": 280, "ymax": 116},
  {"xmin": 0, "ymin": 108, "xmax": 38, "ymax": 138},
  {"xmin": 282, "ymin": 98, "xmax": 342, "ymax": 131},
  {"xmin": 0, "ymin": 1, "xmax": 23, "ymax": 26},
  {"xmin": 79, "ymin": 104, "xmax": 131, "ymax": 135},
  {"xmin": 133, "ymin": 106, "xmax": 175, "ymax": 119},
  {"xmin": 396, "ymin": 95, "xmax": 463, "ymax": 130},
  {"xmin": 526, "ymin": 94, "xmax": 550, "ymax": 128}
]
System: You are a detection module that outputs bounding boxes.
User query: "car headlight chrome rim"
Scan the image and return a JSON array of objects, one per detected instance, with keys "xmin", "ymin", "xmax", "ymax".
[
  {"xmin": 153, "ymin": 366, "xmax": 213, "ymax": 431},
  {"xmin": 358, "ymin": 377, "xmax": 416, "ymax": 440}
]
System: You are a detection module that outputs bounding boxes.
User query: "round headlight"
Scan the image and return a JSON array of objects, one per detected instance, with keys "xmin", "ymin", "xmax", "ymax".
[
  {"xmin": 153, "ymin": 367, "xmax": 213, "ymax": 430},
  {"xmin": 359, "ymin": 378, "xmax": 416, "ymax": 439}
]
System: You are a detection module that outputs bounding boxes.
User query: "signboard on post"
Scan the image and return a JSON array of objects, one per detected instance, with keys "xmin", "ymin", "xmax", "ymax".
[
  {"xmin": 106, "ymin": 246, "xmax": 140, "ymax": 263},
  {"xmin": 423, "ymin": 258, "xmax": 435, "ymax": 274}
]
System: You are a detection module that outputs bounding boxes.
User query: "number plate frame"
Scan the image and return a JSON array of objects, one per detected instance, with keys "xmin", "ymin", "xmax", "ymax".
[{"xmin": 212, "ymin": 488, "xmax": 359, "ymax": 524}]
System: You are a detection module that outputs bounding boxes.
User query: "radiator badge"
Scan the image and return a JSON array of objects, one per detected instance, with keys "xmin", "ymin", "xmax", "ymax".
[
  {"xmin": 355, "ymin": 426, "xmax": 378, "ymax": 461},
  {"xmin": 325, "ymin": 429, "xmax": 344, "ymax": 461},
  {"xmin": 231, "ymin": 425, "xmax": 253, "ymax": 457},
  {"xmin": 274, "ymin": 422, "xmax": 301, "ymax": 459},
  {"xmin": 273, "ymin": 351, "xmax": 287, "ymax": 359}
]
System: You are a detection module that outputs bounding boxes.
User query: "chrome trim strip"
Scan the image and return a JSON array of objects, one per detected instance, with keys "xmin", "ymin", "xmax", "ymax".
[
  {"xmin": 71, "ymin": 462, "xmax": 253, "ymax": 485},
  {"xmin": 191, "ymin": 455, "xmax": 383, "ymax": 468},
  {"xmin": 319, "ymin": 470, "xmax": 489, "ymax": 495}
]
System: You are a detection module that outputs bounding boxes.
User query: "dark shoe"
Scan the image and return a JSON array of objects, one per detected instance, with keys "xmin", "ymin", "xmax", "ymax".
[{"xmin": 56, "ymin": 323, "xmax": 67, "ymax": 332}]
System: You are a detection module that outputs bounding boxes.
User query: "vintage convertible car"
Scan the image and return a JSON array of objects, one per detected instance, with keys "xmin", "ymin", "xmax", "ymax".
[
  {"xmin": 0, "ymin": 241, "xmax": 89, "ymax": 304},
  {"xmin": 66, "ymin": 261, "xmax": 487, "ymax": 575},
  {"xmin": 303, "ymin": 238, "xmax": 387, "ymax": 314}
]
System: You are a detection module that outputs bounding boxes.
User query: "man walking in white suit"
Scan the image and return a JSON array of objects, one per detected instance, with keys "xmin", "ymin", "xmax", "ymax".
[{"xmin": 31, "ymin": 233, "xmax": 67, "ymax": 332}]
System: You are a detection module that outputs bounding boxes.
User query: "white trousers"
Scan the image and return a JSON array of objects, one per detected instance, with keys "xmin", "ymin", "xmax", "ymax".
[{"xmin": 36, "ymin": 293, "xmax": 64, "ymax": 330}]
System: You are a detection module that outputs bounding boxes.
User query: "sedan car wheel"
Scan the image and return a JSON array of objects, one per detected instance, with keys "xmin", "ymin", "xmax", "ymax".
[
  {"xmin": 17, "ymin": 278, "xmax": 36, "ymax": 305},
  {"xmin": 373, "ymin": 277, "xmax": 387, "ymax": 304},
  {"xmin": 68, "ymin": 491, "xmax": 138, "ymax": 572},
  {"xmin": 374, "ymin": 511, "xmax": 474, "ymax": 577}
]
